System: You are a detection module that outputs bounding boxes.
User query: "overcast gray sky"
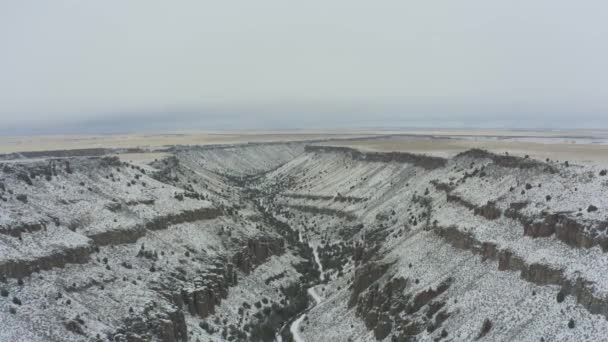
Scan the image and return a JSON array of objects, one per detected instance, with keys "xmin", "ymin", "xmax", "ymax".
[{"xmin": 1, "ymin": 1, "xmax": 607, "ymax": 133}]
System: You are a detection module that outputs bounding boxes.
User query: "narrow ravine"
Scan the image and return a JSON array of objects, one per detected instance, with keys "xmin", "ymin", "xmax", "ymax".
[{"xmin": 289, "ymin": 239, "xmax": 325, "ymax": 342}]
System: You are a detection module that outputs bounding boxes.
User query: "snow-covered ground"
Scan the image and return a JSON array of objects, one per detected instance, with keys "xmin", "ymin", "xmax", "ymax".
[{"xmin": 3, "ymin": 141, "xmax": 608, "ymax": 341}]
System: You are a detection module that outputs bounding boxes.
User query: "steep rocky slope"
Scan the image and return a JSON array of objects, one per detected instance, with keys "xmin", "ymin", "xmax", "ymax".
[
  {"xmin": 1, "ymin": 142, "xmax": 608, "ymax": 341},
  {"xmin": 255, "ymin": 146, "xmax": 608, "ymax": 342}
]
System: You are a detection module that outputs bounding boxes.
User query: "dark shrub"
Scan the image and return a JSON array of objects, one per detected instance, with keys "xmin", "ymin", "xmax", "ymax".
[
  {"xmin": 12, "ymin": 297, "xmax": 21, "ymax": 305},
  {"xmin": 556, "ymin": 291, "xmax": 565, "ymax": 303},
  {"xmin": 588, "ymin": 205, "xmax": 598, "ymax": 213},
  {"xmin": 477, "ymin": 318, "xmax": 492, "ymax": 339},
  {"xmin": 0, "ymin": 288, "xmax": 8, "ymax": 297},
  {"xmin": 16, "ymin": 194, "xmax": 27, "ymax": 203},
  {"xmin": 568, "ymin": 319, "xmax": 575, "ymax": 329},
  {"xmin": 17, "ymin": 173, "xmax": 32, "ymax": 185}
]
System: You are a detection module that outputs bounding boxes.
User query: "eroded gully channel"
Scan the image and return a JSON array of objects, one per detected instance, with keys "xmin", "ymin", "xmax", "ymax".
[
  {"xmin": 270, "ymin": 225, "xmax": 325, "ymax": 342},
  {"xmin": 236, "ymin": 175, "xmax": 326, "ymax": 342},
  {"xmin": 287, "ymin": 233, "xmax": 325, "ymax": 342}
]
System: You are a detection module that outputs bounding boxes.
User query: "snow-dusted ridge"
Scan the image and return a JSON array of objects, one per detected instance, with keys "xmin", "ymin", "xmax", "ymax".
[{"xmin": 1, "ymin": 143, "xmax": 608, "ymax": 341}]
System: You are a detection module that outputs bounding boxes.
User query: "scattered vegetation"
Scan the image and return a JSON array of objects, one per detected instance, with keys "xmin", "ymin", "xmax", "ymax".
[{"xmin": 477, "ymin": 318, "xmax": 493, "ymax": 339}]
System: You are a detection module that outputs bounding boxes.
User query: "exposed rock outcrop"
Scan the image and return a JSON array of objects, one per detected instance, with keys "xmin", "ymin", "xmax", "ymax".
[
  {"xmin": 114, "ymin": 302, "xmax": 188, "ymax": 342},
  {"xmin": 354, "ymin": 274, "xmax": 453, "ymax": 341},
  {"xmin": 144, "ymin": 207, "xmax": 223, "ymax": 231},
  {"xmin": 473, "ymin": 202, "xmax": 502, "ymax": 220},
  {"xmin": 456, "ymin": 149, "xmax": 557, "ymax": 173},
  {"xmin": 522, "ymin": 214, "xmax": 608, "ymax": 251},
  {"xmin": 305, "ymin": 145, "xmax": 447, "ymax": 170},
  {"xmin": 0, "ymin": 244, "xmax": 93, "ymax": 278},
  {"xmin": 435, "ymin": 225, "xmax": 608, "ymax": 319},
  {"xmin": 89, "ymin": 207, "xmax": 223, "ymax": 246},
  {"xmin": 349, "ymin": 262, "xmax": 391, "ymax": 308},
  {"xmin": 232, "ymin": 237, "xmax": 285, "ymax": 274},
  {"xmin": 0, "ymin": 221, "xmax": 47, "ymax": 237},
  {"xmin": 285, "ymin": 204, "xmax": 357, "ymax": 221},
  {"xmin": 181, "ymin": 263, "xmax": 237, "ymax": 319}
]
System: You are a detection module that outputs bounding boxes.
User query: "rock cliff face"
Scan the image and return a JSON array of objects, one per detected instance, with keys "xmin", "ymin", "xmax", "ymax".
[
  {"xmin": 113, "ymin": 302, "xmax": 188, "ymax": 342},
  {"xmin": 3, "ymin": 142, "xmax": 608, "ymax": 342},
  {"xmin": 232, "ymin": 237, "xmax": 285, "ymax": 274},
  {"xmin": 256, "ymin": 145, "xmax": 608, "ymax": 341},
  {"xmin": 304, "ymin": 145, "xmax": 447, "ymax": 170},
  {"xmin": 181, "ymin": 263, "xmax": 237, "ymax": 319},
  {"xmin": 0, "ymin": 243, "xmax": 93, "ymax": 279}
]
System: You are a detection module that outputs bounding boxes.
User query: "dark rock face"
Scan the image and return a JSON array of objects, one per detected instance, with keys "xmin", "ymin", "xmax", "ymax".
[
  {"xmin": 304, "ymin": 145, "xmax": 448, "ymax": 170},
  {"xmin": 180, "ymin": 237, "xmax": 283, "ymax": 320},
  {"xmin": 349, "ymin": 262, "xmax": 390, "ymax": 308},
  {"xmin": 430, "ymin": 180, "xmax": 454, "ymax": 193},
  {"xmin": 435, "ymin": 226, "xmax": 479, "ymax": 251},
  {"xmin": 473, "ymin": 202, "xmax": 501, "ymax": 220},
  {"xmin": 445, "ymin": 194, "xmax": 502, "ymax": 221},
  {"xmin": 89, "ymin": 207, "xmax": 223, "ymax": 246},
  {"xmin": 88, "ymin": 226, "xmax": 147, "ymax": 246},
  {"xmin": 232, "ymin": 237, "xmax": 285, "ymax": 274},
  {"xmin": 353, "ymin": 242, "xmax": 381, "ymax": 266},
  {"xmin": 481, "ymin": 242, "xmax": 498, "ymax": 261},
  {"xmin": 520, "ymin": 263, "xmax": 564, "ymax": 286},
  {"xmin": 0, "ymin": 221, "xmax": 46, "ymax": 237},
  {"xmin": 354, "ymin": 275, "xmax": 453, "ymax": 341},
  {"xmin": 144, "ymin": 207, "xmax": 223, "ymax": 231},
  {"xmin": 509, "ymin": 202, "xmax": 529, "ymax": 211},
  {"xmin": 64, "ymin": 319, "xmax": 85, "ymax": 335},
  {"xmin": 410, "ymin": 278, "xmax": 452, "ymax": 314},
  {"xmin": 356, "ymin": 277, "xmax": 406, "ymax": 340},
  {"xmin": 114, "ymin": 303, "xmax": 188, "ymax": 342},
  {"xmin": 522, "ymin": 214, "xmax": 608, "ymax": 251},
  {"xmin": 435, "ymin": 225, "xmax": 608, "ymax": 319},
  {"xmin": 455, "ymin": 149, "xmax": 556, "ymax": 173},
  {"xmin": 523, "ymin": 215, "xmax": 559, "ymax": 238},
  {"xmin": 0, "ymin": 244, "xmax": 93, "ymax": 279},
  {"xmin": 446, "ymin": 194, "xmax": 475, "ymax": 210},
  {"xmin": 284, "ymin": 204, "xmax": 357, "ymax": 221},
  {"xmin": 281, "ymin": 193, "xmax": 366, "ymax": 203},
  {"xmin": 317, "ymin": 242, "xmax": 354, "ymax": 275},
  {"xmin": 181, "ymin": 264, "xmax": 236, "ymax": 319}
]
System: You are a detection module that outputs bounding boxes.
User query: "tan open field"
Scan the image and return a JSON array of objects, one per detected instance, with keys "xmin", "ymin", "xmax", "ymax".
[
  {"xmin": 0, "ymin": 131, "xmax": 376, "ymax": 154},
  {"xmin": 322, "ymin": 133, "xmax": 608, "ymax": 164},
  {"xmin": 2, "ymin": 129, "xmax": 608, "ymax": 164}
]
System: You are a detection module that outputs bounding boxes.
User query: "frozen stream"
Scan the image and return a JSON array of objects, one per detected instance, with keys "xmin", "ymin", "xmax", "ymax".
[{"xmin": 277, "ymin": 240, "xmax": 324, "ymax": 342}]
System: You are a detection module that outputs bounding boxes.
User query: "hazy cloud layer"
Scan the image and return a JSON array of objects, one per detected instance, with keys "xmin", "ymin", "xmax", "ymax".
[{"xmin": 1, "ymin": 1, "xmax": 607, "ymax": 133}]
